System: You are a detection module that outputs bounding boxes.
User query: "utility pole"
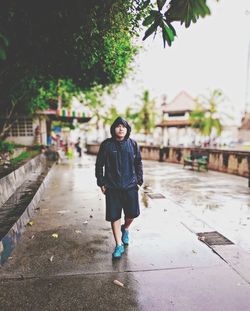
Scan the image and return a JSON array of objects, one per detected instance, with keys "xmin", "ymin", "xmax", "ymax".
[
  {"xmin": 246, "ymin": 45, "xmax": 250, "ymax": 188},
  {"xmin": 245, "ymin": 9, "xmax": 250, "ymax": 188},
  {"xmin": 245, "ymin": 41, "xmax": 250, "ymax": 113}
]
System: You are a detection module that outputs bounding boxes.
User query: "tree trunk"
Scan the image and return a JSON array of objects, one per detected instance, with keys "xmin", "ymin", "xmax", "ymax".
[{"xmin": 0, "ymin": 99, "xmax": 18, "ymax": 140}]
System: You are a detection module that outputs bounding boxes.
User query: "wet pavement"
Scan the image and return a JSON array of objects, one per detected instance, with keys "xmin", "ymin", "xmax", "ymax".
[
  {"xmin": 0, "ymin": 155, "xmax": 250, "ymax": 310},
  {"xmin": 0, "ymin": 158, "xmax": 54, "ymax": 264}
]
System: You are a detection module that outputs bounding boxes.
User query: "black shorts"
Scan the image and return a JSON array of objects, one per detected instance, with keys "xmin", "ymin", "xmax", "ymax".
[{"xmin": 105, "ymin": 187, "xmax": 140, "ymax": 222}]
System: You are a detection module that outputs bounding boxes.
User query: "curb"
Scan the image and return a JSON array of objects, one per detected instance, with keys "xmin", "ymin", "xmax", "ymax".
[
  {"xmin": 0, "ymin": 154, "xmax": 45, "ymax": 207},
  {"xmin": 0, "ymin": 161, "xmax": 56, "ymax": 265}
]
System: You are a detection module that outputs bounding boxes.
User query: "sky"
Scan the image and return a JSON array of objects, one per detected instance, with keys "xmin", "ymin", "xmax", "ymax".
[{"xmin": 107, "ymin": 0, "xmax": 250, "ymax": 125}]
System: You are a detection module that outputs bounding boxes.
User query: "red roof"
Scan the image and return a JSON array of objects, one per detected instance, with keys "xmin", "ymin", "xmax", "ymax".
[
  {"xmin": 157, "ymin": 119, "xmax": 192, "ymax": 128},
  {"xmin": 162, "ymin": 91, "xmax": 196, "ymax": 113}
]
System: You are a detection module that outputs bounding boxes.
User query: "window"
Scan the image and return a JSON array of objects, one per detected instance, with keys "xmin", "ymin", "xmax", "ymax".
[{"xmin": 8, "ymin": 118, "xmax": 33, "ymax": 137}]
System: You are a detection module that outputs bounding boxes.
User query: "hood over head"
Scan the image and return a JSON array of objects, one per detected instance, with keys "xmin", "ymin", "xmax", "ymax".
[{"xmin": 110, "ymin": 116, "xmax": 131, "ymax": 140}]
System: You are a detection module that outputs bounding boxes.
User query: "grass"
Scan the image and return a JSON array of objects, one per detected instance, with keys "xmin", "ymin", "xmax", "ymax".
[{"xmin": 10, "ymin": 150, "xmax": 40, "ymax": 166}]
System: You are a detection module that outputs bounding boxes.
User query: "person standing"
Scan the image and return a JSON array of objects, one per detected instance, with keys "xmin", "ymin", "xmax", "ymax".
[
  {"xmin": 75, "ymin": 137, "xmax": 82, "ymax": 157},
  {"xmin": 95, "ymin": 117, "xmax": 143, "ymax": 259}
]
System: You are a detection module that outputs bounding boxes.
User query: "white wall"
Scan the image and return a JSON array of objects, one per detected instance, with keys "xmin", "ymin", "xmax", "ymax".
[{"xmin": 6, "ymin": 117, "xmax": 47, "ymax": 146}]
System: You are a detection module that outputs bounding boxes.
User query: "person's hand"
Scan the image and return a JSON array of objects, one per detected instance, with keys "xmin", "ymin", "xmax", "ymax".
[{"xmin": 101, "ymin": 186, "xmax": 107, "ymax": 194}]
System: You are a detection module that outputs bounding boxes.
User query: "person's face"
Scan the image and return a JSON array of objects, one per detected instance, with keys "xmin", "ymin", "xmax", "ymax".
[{"xmin": 115, "ymin": 124, "xmax": 127, "ymax": 140}]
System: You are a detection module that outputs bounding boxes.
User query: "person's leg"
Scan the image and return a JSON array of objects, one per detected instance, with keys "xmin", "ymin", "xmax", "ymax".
[
  {"xmin": 121, "ymin": 217, "xmax": 134, "ymax": 245},
  {"xmin": 123, "ymin": 217, "xmax": 134, "ymax": 230},
  {"xmin": 121, "ymin": 218, "xmax": 132, "ymax": 245},
  {"xmin": 121, "ymin": 187, "xmax": 140, "ymax": 245},
  {"xmin": 111, "ymin": 218, "xmax": 125, "ymax": 259},
  {"xmin": 111, "ymin": 219, "xmax": 122, "ymax": 245},
  {"xmin": 106, "ymin": 190, "xmax": 124, "ymax": 258}
]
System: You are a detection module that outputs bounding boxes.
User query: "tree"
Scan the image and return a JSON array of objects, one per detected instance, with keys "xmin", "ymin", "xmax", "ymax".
[
  {"xmin": 80, "ymin": 85, "xmax": 107, "ymax": 142},
  {"xmin": 124, "ymin": 106, "xmax": 139, "ymax": 124},
  {"xmin": 190, "ymin": 89, "xmax": 225, "ymax": 143},
  {"xmin": 0, "ymin": 1, "xmax": 218, "ymax": 61},
  {"xmin": 0, "ymin": 0, "xmax": 141, "ymax": 138},
  {"xmin": 103, "ymin": 106, "xmax": 120, "ymax": 127},
  {"xmin": 0, "ymin": 77, "xmax": 81, "ymax": 139},
  {"xmin": 101, "ymin": 105, "xmax": 120, "ymax": 139},
  {"xmin": 133, "ymin": 90, "xmax": 157, "ymax": 143},
  {"xmin": 0, "ymin": 0, "xmax": 218, "ymax": 139},
  {"xmin": 0, "ymin": 33, "xmax": 8, "ymax": 60}
]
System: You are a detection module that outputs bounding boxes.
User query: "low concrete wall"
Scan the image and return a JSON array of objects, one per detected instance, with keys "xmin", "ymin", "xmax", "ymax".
[
  {"xmin": 0, "ymin": 154, "xmax": 46, "ymax": 208},
  {"xmin": 0, "ymin": 160, "xmax": 55, "ymax": 265},
  {"xmin": 0, "ymin": 147, "xmax": 26, "ymax": 165},
  {"xmin": 86, "ymin": 143, "xmax": 250, "ymax": 178}
]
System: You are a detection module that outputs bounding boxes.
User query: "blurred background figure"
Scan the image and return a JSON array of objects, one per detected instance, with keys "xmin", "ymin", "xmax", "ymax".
[
  {"xmin": 75, "ymin": 137, "xmax": 82, "ymax": 158},
  {"xmin": 66, "ymin": 143, "xmax": 74, "ymax": 160}
]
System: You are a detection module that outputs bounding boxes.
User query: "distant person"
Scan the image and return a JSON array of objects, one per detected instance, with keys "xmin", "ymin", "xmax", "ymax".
[
  {"xmin": 34, "ymin": 125, "xmax": 41, "ymax": 145},
  {"xmin": 75, "ymin": 137, "xmax": 82, "ymax": 157},
  {"xmin": 95, "ymin": 117, "xmax": 143, "ymax": 259},
  {"xmin": 44, "ymin": 144, "xmax": 60, "ymax": 163},
  {"xmin": 66, "ymin": 143, "xmax": 74, "ymax": 159}
]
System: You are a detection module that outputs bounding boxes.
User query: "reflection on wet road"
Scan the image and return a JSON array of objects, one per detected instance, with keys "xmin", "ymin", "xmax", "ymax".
[
  {"xmin": 1, "ymin": 155, "xmax": 250, "ymax": 311},
  {"xmin": 143, "ymin": 160, "xmax": 250, "ymax": 252}
]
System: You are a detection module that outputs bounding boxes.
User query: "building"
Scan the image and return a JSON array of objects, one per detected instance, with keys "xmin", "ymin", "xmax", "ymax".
[
  {"xmin": 238, "ymin": 112, "xmax": 250, "ymax": 143},
  {"xmin": 6, "ymin": 101, "xmax": 92, "ymax": 146},
  {"xmin": 157, "ymin": 91, "xmax": 197, "ymax": 146}
]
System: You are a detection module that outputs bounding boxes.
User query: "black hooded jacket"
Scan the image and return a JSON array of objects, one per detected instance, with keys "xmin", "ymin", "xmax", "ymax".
[{"xmin": 95, "ymin": 117, "xmax": 143, "ymax": 190}]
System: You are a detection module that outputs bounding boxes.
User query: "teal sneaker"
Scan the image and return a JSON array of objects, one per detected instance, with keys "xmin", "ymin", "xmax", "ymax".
[
  {"xmin": 121, "ymin": 225, "xmax": 129, "ymax": 245},
  {"xmin": 112, "ymin": 244, "xmax": 124, "ymax": 259}
]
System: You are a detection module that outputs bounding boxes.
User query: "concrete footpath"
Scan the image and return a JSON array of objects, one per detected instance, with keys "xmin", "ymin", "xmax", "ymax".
[{"xmin": 0, "ymin": 155, "xmax": 250, "ymax": 311}]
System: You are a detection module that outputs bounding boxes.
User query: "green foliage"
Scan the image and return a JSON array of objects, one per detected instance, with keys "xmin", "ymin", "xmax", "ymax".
[
  {"xmin": 142, "ymin": 0, "xmax": 215, "ymax": 47},
  {"xmin": 103, "ymin": 105, "xmax": 120, "ymax": 126},
  {"xmin": 190, "ymin": 89, "xmax": 224, "ymax": 137},
  {"xmin": 30, "ymin": 79, "xmax": 80, "ymax": 113},
  {"xmin": 0, "ymin": 33, "xmax": 8, "ymax": 60},
  {"xmin": 81, "ymin": 84, "xmax": 107, "ymax": 136},
  {"xmin": 31, "ymin": 144, "xmax": 42, "ymax": 151},
  {"xmin": 10, "ymin": 150, "xmax": 39, "ymax": 166},
  {"xmin": 124, "ymin": 107, "xmax": 139, "ymax": 123},
  {"xmin": 131, "ymin": 90, "xmax": 157, "ymax": 136},
  {"xmin": 81, "ymin": 85, "xmax": 106, "ymax": 111},
  {"xmin": 0, "ymin": 1, "xmax": 140, "ymax": 89},
  {"xmin": 0, "ymin": 1, "xmax": 142, "ymax": 138},
  {"xmin": 0, "ymin": 0, "xmax": 219, "ymax": 140},
  {"xmin": 103, "ymin": 30, "xmax": 138, "ymax": 84},
  {"xmin": 52, "ymin": 120, "xmax": 76, "ymax": 130},
  {"xmin": 0, "ymin": 140, "xmax": 15, "ymax": 154}
]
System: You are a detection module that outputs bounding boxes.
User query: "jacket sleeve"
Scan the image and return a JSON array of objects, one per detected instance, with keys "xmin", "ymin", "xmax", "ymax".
[
  {"xmin": 95, "ymin": 142, "xmax": 106, "ymax": 187},
  {"xmin": 134, "ymin": 142, "xmax": 143, "ymax": 186}
]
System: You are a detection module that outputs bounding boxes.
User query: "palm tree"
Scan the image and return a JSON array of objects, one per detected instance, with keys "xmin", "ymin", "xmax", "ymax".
[
  {"xmin": 103, "ymin": 105, "xmax": 120, "ymax": 126},
  {"xmin": 102, "ymin": 105, "xmax": 121, "ymax": 138},
  {"xmin": 190, "ymin": 89, "xmax": 224, "ymax": 144},
  {"xmin": 123, "ymin": 106, "xmax": 139, "ymax": 124},
  {"xmin": 133, "ymin": 90, "xmax": 157, "ymax": 144},
  {"xmin": 83, "ymin": 85, "xmax": 105, "ymax": 142}
]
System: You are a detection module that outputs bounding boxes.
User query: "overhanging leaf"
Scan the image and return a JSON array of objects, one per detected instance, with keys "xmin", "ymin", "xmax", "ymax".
[
  {"xmin": 140, "ymin": 0, "xmax": 151, "ymax": 10},
  {"xmin": 157, "ymin": 0, "xmax": 167, "ymax": 11},
  {"xmin": 167, "ymin": 23, "xmax": 177, "ymax": 36},
  {"xmin": 164, "ymin": 25, "xmax": 175, "ymax": 42},
  {"xmin": 162, "ymin": 26, "xmax": 172, "ymax": 47},
  {"xmin": 143, "ymin": 22, "xmax": 159, "ymax": 41},
  {"xmin": 149, "ymin": 10, "xmax": 163, "ymax": 18},
  {"xmin": 167, "ymin": 0, "xmax": 211, "ymax": 26},
  {"xmin": 142, "ymin": 14, "xmax": 155, "ymax": 26},
  {"xmin": 0, "ymin": 33, "xmax": 9, "ymax": 47},
  {"xmin": 0, "ymin": 48, "xmax": 6, "ymax": 60}
]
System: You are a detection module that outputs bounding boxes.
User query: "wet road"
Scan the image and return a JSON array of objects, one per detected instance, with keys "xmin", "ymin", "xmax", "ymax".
[
  {"xmin": 143, "ymin": 161, "xmax": 250, "ymax": 252},
  {"xmin": 0, "ymin": 155, "xmax": 250, "ymax": 311}
]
